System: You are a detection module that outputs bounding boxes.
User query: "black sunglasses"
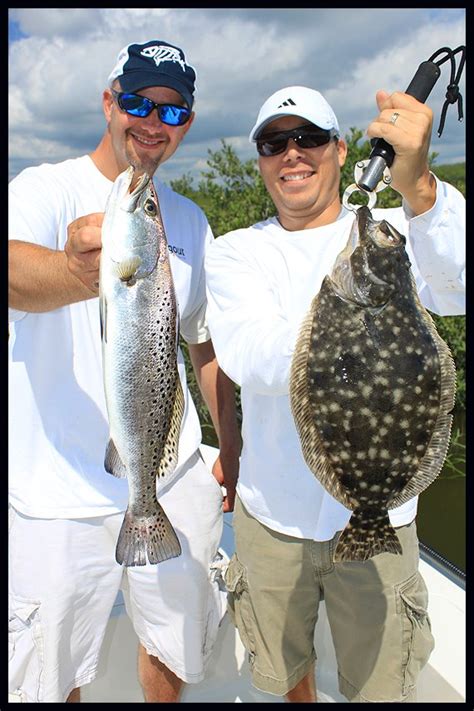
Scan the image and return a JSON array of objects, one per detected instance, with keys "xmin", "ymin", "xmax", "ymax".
[
  {"xmin": 111, "ymin": 89, "xmax": 191, "ymax": 126},
  {"xmin": 256, "ymin": 125, "xmax": 339, "ymax": 157}
]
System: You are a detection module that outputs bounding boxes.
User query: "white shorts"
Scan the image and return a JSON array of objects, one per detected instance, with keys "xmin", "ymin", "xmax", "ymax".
[{"xmin": 8, "ymin": 450, "xmax": 226, "ymax": 703}]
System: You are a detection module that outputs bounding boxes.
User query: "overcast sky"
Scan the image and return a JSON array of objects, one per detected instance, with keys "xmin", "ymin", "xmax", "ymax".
[{"xmin": 9, "ymin": 8, "xmax": 466, "ymax": 187}]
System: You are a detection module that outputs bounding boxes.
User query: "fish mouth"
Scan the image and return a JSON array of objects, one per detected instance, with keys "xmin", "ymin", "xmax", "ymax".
[
  {"xmin": 356, "ymin": 205, "xmax": 382, "ymax": 246},
  {"xmin": 376, "ymin": 219, "xmax": 404, "ymax": 248},
  {"xmin": 329, "ymin": 205, "xmax": 397, "ymax": 307},
  {"xmin": 118, "ymin": 167, "xmax": 152, "ymax": 212},
  {"xmin": 130, "ymin": 169, "xmax": 151, "ymax": 195},
  {"xmin": 357, "ymin": 205, "xmax": 404, "ymax": 248}
]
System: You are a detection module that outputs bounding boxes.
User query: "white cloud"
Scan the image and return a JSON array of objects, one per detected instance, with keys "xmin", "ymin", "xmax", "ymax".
[
  {"xmin": 9, "ymin": 8, "xmax": 465, "ymax": 182},
  {"xmin": 9, "ymin": 8, "xmax": 104, "ymax": 38},
  {"xmin": 325, "ymin": 16, "xmax": 466, "ymax": 137}
]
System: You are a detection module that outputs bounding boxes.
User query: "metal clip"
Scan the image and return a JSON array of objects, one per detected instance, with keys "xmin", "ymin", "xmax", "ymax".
[
  {"xmin": 342, "ymin": 184, "xmax": 376, "ymax": 211},
  {"xmin": 342, "ymin": 159, "xmax": 392, "ymax": 211}
]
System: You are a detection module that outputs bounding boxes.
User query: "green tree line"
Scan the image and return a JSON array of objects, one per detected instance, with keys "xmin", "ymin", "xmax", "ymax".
[{"xmin": 173, "ymin": 129, "xmax": 465, "ymax": 455}]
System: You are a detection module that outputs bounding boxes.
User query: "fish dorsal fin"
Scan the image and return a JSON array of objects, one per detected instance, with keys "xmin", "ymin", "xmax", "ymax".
[
  {"xmin": 105, "ymin": 439, "xmax": 128, "ymax": 479},
  {"xmin": 389, "ymin": 304, "xmax": 456, "ymax": 508},
  {"xmin": 290, "ymin": 282, "xmax": 354, "ymax": 510},
  {"xmin": 157, "ymin": 375, "xmax": 185, "ymax": 480}
]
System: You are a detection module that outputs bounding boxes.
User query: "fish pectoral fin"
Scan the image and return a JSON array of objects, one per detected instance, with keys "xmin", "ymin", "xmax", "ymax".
[
  {"xmin": 104, "ymin": 439, "xmax": 128, "ymax": 478},
  {"xmin": 114, "ymin": 256, "xmax": 142, "ymax": 282}
]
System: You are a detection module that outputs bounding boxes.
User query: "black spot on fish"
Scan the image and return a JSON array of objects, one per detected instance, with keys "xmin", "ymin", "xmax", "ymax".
[
  {"xmin": 334, "ymin": 352, "xmax": 368, "ymax": 385},
  {"xmin": 373, "ymin": 392, "xmax": 394, "ymax": 413},
  {"xmin": 389, "ymin": 428, "xmax": 407, "ymax": 450},
  {"xmin": 393, "ymin": 351, "xmax": 426, "ymax": 379}
]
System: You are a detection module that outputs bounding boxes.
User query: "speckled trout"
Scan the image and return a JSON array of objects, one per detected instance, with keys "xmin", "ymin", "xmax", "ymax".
[
  {"xmin": 290, "ymin": 206, "xmax": 456, "ymax": 562},
  {"xmin": 99, "ymin": 166, "xmax": 184, "ymax": 566}
]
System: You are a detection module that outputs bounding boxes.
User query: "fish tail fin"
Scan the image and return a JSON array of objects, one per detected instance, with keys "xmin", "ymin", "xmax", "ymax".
[
  {"xmin": 115, "ymin": 505, "xmax": 181, "ymax": 566},
  {"xmin": 334, "ymin": 507, "xmax": 402, "ymax": 562}
]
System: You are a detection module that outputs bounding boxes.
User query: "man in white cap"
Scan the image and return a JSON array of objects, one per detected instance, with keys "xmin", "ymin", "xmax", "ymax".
[
  {"xmin": 205, "ymin": 85, "xmax": 465, "ymax": 702},
  {"xmin": 9, "ymin": 40, "xmax": 240, "ymax": 703}
]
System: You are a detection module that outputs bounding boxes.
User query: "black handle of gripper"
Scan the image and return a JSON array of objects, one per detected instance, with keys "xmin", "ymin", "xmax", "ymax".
[{"xmin": 357, "ymin": 61, "xmax": 441, "ymax": 193}]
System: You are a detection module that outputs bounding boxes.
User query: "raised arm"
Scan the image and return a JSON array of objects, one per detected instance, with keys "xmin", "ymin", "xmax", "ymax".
[{"xmin": 366, "ymin": 91, "xmax": 437, "ymax": 216}]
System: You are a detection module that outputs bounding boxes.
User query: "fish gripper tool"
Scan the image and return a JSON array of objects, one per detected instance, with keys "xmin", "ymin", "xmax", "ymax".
[{"xmin": 342, "ymin": 44, "xmax": 466, "ymax": 211}]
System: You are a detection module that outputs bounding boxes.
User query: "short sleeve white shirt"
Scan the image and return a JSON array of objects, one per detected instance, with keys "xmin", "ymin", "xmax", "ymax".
[{"xmin": 9, "ymin": 155, "xmax": 213, "ymax": 518}]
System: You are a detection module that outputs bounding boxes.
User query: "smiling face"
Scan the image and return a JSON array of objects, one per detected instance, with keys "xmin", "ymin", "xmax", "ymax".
[
  {"xmin": 257, "ymin": 115, "xmax": 347, "ymax": 231},
  {"xmin": 103, "ymin": 82, "xmax": 194, "ymax": 177}
]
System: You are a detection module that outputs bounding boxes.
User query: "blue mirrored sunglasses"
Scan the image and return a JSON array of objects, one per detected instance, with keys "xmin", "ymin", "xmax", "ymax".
[{"xmin": 111, "ymin": 89, "xmax": 191, "ymax": 126}]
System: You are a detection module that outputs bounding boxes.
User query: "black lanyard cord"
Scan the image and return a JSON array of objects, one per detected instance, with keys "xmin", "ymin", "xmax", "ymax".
[{"xmin": 429, "ymin": 45, "xmax": 466, "ymax": 137}]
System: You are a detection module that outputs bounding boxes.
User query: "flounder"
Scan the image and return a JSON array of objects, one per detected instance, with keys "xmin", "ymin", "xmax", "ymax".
[{"xmin": 290, "ymin": 206, "xmax": 456, "ymax": 562}]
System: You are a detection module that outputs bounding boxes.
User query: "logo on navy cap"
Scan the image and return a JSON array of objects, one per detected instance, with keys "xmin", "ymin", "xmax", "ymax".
[{"xmin": 140, "ymin": 45, "xmax": 187, "ymax": 73}]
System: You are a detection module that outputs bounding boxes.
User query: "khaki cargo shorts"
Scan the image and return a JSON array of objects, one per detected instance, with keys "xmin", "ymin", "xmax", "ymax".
[{"xmin": 225, "ymin": 496, "xmax": 434, "ymax": 702}]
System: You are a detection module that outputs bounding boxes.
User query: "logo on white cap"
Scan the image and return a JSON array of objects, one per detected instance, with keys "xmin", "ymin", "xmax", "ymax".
[
  {"xmin": 277, "ymin": 98, "xmax": 296, "ymax": 108},
  {"xmin": 140, "ymin": 45, "xmax": 186, "ymax": 72}
]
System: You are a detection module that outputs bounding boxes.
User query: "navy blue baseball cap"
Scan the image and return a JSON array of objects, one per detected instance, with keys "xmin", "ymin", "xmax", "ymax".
[{"xmin": 108, "ymin": 40, "xmax": 196, "ymax": 109}]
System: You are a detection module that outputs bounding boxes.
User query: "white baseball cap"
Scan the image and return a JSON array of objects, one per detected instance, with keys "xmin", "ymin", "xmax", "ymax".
[{"xmin": 249, "ymin": 86, "xmax": 340, "ymax": 141}]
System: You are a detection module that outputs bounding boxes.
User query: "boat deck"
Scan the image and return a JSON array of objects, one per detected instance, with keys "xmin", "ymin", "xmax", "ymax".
[
  {"xmin": 12, "ymin": 446, "xmax": 462, "ymax": 704},
  {"xmin": 80, "ymin": 443, "xmax": 465, "ymax": 703}
]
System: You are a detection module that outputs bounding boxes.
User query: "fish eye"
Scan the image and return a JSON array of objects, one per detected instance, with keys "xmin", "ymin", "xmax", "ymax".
[
  {"xmin": 379, "ymin": 222, "xmax": 400, "ymax": 245},
  {"xmin": 144, "ymin": 199, "xmax": 157, "ymax": 216}
]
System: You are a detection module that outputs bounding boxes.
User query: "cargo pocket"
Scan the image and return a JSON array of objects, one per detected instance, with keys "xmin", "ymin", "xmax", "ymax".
[
  {"xmin": 9, "ymin": 597, "xmax": 44, "ymax": 702},
  {"xmin": 224, "ymin": 554, "xmax": 257, "ymax": 665},
  {"xmin": 397, "ymin": 572, "xmax": 435, "ymax": 696}
]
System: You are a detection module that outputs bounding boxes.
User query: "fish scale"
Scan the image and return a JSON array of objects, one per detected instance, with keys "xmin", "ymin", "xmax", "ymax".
[
  {"xmin": 100, "ymin": 166, "xmax": 184, "ymax": 566},
  {"xmin": 290, "ymin": 206, "xmax": 456, "ymax": 562}
]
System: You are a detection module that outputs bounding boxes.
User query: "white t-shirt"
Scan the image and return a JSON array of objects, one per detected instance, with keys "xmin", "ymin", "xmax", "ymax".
[
  {"xmin": 9, "ymin": 155, "xmax": 213, "ymax": 518},
  {"xmin": 205, "ymin": 177, "xmax": 465, "ymax": 541}
]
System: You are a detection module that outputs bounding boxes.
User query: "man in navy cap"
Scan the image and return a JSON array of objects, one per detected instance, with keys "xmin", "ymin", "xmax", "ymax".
[{"xmin": 9, "ymin": 40, "xmax": 240, "ymax": 703}]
